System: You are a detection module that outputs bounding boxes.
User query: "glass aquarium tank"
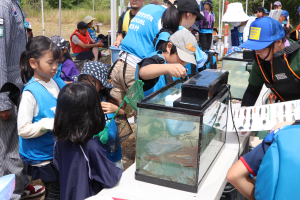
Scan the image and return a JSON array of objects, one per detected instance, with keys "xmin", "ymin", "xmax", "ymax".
[
  {"xmin": 222, "ymin": 51, "xmax": 254, "ymax": 100},
  {"xmin": 135, "ymin": 76, "xmax": 229, "ymax": 193}
]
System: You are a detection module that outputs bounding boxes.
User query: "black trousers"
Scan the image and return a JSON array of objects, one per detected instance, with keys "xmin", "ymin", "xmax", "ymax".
[
  {"xmin": 199, "ymin": 33, "xmax": 213, "ymax": 51},
  {"xmin": 44, "ymin": 179, "xmax": 60, "ymax": 200},
  {"xmin": 75, "ymin": 49, "xmax": 101, "ymax": 60}
]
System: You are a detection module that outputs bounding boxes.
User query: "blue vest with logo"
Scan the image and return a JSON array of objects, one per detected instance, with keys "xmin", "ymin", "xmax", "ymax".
[
  {"xmin": 255, "ymin": 124, "xmax": 300, "ymax": 200},
  {"xmin": 120, "ymin": 4, "xmax": 166, "ymax": 59},
  {"xmin": 102, "ymin": 98, "xmax": 122, "ymax": 162},
  {"xmin": 19, "ymin": 76, "xmax": 66, "ymax": 161}
]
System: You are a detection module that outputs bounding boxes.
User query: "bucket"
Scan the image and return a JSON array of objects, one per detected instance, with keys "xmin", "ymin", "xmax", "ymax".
[
  {"xmin": 110, "ymin": 46, "xmax": 121, "ymax": 64},
  {"xmin": 0, "ymin": 174, "xmax": 15, "ymax": 200}
]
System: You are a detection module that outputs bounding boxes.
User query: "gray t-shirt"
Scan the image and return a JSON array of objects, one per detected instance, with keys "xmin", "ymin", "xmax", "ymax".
[{"xmin": 71, "ymin": 35, "xmax": 81, "ymax": 45}]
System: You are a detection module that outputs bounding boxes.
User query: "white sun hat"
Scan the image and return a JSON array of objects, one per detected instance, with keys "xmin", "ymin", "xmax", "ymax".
[{"xmin": 221, "ymin": 3, "xmax": 250, "ymax": 22}]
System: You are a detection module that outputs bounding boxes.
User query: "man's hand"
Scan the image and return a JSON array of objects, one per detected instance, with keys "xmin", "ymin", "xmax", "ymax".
[
  {"xmin": 0, "ymin": 110, "xmax": 11, "ymax": 120},
  {"xmin": 96, "ymin": 41, "xmax": 104, "ymax": 47},
  {"xmin": 113, "ymin": 40, "xmax": 121, "ymax": 48},
  {"xmin": 167, "ymin": 64, "xmax": 187, "ymax": 78}
]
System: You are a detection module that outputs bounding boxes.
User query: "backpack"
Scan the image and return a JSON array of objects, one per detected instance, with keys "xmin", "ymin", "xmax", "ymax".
[
  {"xmin": 255, "ymin": 122, "xmax": 300, "ymax": 200},
  {"xmin": 98, "ymin": 34, "xmax": 110, "ymax": 48}
]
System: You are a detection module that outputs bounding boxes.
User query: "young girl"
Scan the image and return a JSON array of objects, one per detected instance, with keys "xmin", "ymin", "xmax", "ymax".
[
  {"xmin": 53, "ymin": 82, "xmax": 122, "ymax": 200},
  {"xmin": 50, "ymin": 35, "xmax": 79, "ymax": 83},
  {"xmin": 18, "ymin": 36, "xmax": 65, "ymax": 199},
  {"xmin": 199, "ymin": 0, "xmax": 215, "ymax": 51},
  {"xmin": 74, "ymin": 61, "xmax": 126, "ymax": 169},
  {"xmin": 138, "ymin": 30, "xmax": 196, "ymax": 96}
]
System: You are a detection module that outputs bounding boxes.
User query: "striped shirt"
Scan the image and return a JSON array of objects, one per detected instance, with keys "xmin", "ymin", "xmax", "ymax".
[{"xmin": 0, "ymin": 0, "xmax": 27, "ymax": 111}]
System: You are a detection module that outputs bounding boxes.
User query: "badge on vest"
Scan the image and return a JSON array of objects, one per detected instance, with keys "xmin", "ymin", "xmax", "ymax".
[{"xmin": 275, "ymin": 73, "xmax": 288, "ymax": 80}]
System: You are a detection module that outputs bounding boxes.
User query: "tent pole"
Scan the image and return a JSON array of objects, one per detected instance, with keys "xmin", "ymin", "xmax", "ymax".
[
  {"xmin": 93, "ymin": 0, "xmax": 95, "ymax": 17},
  {"xmin": 110, "ymin": 0, "xmax": 116, "ymax": 47},
  {"xmin": 246, "ymin": 0, "xmax": 248, "ymax": 15},
  {"xmin": 59, "ymin": 0, "xmax": 61, "ymax": 36},
  {"xmin": 41, "ymin": 0, "xmax": 45, "ymax": 36},
  {"xmin": 219, "ymin": 0, "xmax": 225, "ymax": 58},
  {"xmin": 217, "ymin": 0, "xmax": 222, "ymax": 57},
  {"xmin": 262, "ymin": 0, "xmax": 265, "ymax": 7}
]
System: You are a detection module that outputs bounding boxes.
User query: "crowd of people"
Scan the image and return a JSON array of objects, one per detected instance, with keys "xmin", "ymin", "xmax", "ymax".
[{"xmin": 1, "ymin": 0, "xmax": 300, "ymax": 199}]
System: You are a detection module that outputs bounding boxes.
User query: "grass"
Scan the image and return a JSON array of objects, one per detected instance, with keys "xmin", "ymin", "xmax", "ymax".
[
  {"xmin": 27, "ymin": 8, "xmax": 112, "ymax": 25},
  {"xmin": 26, "ymin": 8, "xmax": 112, "ymax": 53}
]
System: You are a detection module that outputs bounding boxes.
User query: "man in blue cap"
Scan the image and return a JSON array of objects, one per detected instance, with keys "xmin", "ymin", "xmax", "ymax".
[{"xmin": 240, "ymin": 17, "xmax": 300, "ymax": 106}]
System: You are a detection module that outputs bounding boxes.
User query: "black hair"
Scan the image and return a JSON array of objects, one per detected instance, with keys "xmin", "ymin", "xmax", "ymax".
[
  {"xmin": 20, "ymin": 36, "xmax": 60, "ymax": 83},
  {"xmin": 160, "ymin": 41, "xmax": 177, "ymax": 54},
  {"xmin": 282, "ymin": 26, "xmax": 290, "ymax": 42},
  {"xmin": 163, "ymin": 0, "xmax": 177, "ymax": 5},
  {"xmin": 53, "ymin": 82, "xmax": 105, "ymax": 145},
  {"xmin": 161, "ymin": 4, "xmax": 180, "ymax": 33}
]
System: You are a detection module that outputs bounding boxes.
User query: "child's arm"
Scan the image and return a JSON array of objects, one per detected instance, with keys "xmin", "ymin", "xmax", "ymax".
[
  {"xmin": 139, "ymin": 63, "xmax": 187, "ymax": 80},
  {"xmin": 101, "ymin": 102, "xmax": 125, "ymax": 115},
  {"xmin": 227, "ymin": 160, "xmax": 255, "ymax": 200},
  {"xmin": 18, "ymin": 91, "xmax": 54, "ymax": 138}
]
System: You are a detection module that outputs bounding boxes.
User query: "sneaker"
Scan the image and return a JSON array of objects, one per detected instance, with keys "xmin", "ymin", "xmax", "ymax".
[{"xmin": 21, "ymin": 184, "xmax": 45, "ymax": 199}]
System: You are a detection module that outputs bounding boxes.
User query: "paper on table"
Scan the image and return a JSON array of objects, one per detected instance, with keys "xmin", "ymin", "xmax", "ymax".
[{"xmin": 203, "ymin": 99, "xmax": 300, "ymax": 133}]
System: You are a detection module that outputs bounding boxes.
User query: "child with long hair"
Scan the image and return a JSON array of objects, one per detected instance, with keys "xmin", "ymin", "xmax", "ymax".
[
  {"xmin": 53, "ymin": 82, "xmax": 122, "ymax": 200},
  {"xmin": 74, "ymin": 61, "xmax": 125, "ymax": 169},
  {"xmin": 18, "ymin": 36, "xmax": 66, "ymax": 199}
]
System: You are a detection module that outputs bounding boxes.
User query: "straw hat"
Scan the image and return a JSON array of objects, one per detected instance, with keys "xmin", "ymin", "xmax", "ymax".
[{"xmin": 221, "ymin": 3, "xmax": 249, "ymax": 22}]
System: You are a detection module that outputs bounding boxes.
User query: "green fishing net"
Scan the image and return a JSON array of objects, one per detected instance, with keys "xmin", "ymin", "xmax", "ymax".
[{"xmin": 95, "ymin": 79, "xmax": 144, "ymax": 144}]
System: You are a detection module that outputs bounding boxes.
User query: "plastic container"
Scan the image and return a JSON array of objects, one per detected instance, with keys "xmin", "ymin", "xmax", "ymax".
[
  {"xmin": 0, "ymin": 174, "xmax": 15, "ymax": 200},
  {"xmin": 135, "ymin": 79, "xmax": 229, "ymax": 193},
  {"xmin": 222, "ymin": 51, "xmax": 254, "ymax": 100},
  {"xmin": 110, "ymin": 46, "xmax": 121, "ymax": 64}
]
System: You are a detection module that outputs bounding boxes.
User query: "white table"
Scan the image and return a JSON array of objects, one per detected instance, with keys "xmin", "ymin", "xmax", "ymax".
[{"xmin": 87, "ymin": 132, "xmax": 249, "ymax": 200}]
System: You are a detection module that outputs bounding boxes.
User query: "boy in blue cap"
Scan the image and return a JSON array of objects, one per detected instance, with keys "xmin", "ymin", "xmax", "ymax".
[{"xmin": 238, "ymin": 17, "xmax": 300, "ymax": 106}]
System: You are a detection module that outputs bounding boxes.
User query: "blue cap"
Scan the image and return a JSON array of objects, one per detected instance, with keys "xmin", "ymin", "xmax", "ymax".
[
  {"xmin": 264, "ymin": 9, "xmax": 269, "ymax": 14},
  {"xmin": 281, "ymin": 10, "xmax": 289, "ymax": 19},
  {"xmin": 154, "ymin": 31, "xmax": 171, "ymax": 49},
  {"xmin": 295, "ymin": 6, "xmax": 300, "ymax": 15},
  {"xmin": 240, "ymin": 17, "xmax": 285, "ymax": 50}
]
